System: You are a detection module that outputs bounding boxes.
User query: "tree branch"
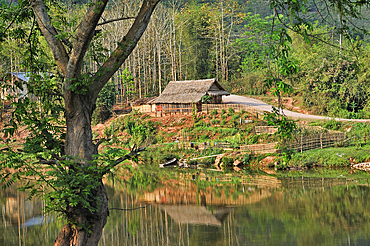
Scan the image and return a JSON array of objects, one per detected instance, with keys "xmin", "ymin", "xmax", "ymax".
[
  {"xmin": 275, "ymin": 13, "xmax": 341, "ymax": 50},
  {"xmin": 94, "ymin": 138, "xmax": 111, "ymax": 149},
  {"xmin": 115, "ymin": 147, "xmax": 146, "ymax": 165},
  {"xmin": 109, "ymin": 204, "xmax": 150, "ymax": 211},
  {"xmin": 30, "ymin": 0, "xmax": 69, "ymax": 75},
  {"xmin": 65, "ymin": 0, "xmax": 108, "ymax": 79},
  {"xmin": 63, "ymin": 0, "xmax": 109, "ymax": 110},
  {"xmin": 37, "ymin": 158, "xmax": 58, "ymax": 164},
  {"xmin": 97, "ymin": 17, "xmax": 136, "ymax": 26}
]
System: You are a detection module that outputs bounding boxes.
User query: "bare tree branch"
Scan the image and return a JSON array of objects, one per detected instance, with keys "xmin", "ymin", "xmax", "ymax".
[
  {"xmin": 97, "ymin": 17, "xmax": 136, "ymax": 26},
  {"xmin": 64, "ymin": 0, "xmax": 109, "ymax": 107}
]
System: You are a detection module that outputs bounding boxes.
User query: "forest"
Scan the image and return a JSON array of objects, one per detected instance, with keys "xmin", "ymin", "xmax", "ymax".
[{"xmin": 1, "ymin": 0, "xmax": 370, "ymax": 120}]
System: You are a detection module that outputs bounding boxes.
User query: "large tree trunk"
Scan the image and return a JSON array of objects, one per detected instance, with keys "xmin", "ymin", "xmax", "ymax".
[
  {"xmin": 54, "ymin": 184, "xmax": 108, "ymax": 246},
  {"xmin": 64, "ymin": 94, "xmax": 96, "ymax": 160},
  {"xmin": 54, "ymin": 93, "xmax": 109, "ymax": 246}
]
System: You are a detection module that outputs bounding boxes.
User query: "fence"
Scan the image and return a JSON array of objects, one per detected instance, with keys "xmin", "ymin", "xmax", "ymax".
[
  {"xmin": 285, "ymin": 132, "xmax": 346, "ymax": 153},
  {"xmin": 178, "ymin": 141, "xmax": 231, "ymax": 150},
  {"xmin": 240, "ymin": 142, "xmax": 278, "ymax": 154},
  {"xmin": 177, "ymin": 140, "xmax": 278, "ymax": 154},
  {"xmin": 154, "ymin": 105, "xmax": 194, "ymax": 117},
  {"xmin": 137, "ymin": 102, "xmax": 267, "ymax": 117},
  {"xmin": 201, "ymin": 103, "xmax": 265, "ymax": 117}
]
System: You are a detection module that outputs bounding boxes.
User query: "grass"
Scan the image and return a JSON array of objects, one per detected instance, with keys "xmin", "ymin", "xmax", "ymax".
[{"xmin": 287, "ymin": 145, "xmax": 370, "ymax": 168}]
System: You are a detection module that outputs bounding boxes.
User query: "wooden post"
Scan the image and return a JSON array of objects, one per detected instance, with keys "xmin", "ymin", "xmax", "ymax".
[
  {"xmin": 300, "ymin": 134, "xmax": 303, "ymax": 153},
  {"xmin": 320, "ymin": 133, "xmax": 323, "ymax": 149}
]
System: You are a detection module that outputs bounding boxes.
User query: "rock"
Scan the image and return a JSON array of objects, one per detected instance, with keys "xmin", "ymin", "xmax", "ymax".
[
  {"xmin": 214, "ymin": 154, "xmax": 226, "ymax": 168},
  {"xmin": 233, "ymin": 166, "xmax": 242, "ymax": 172},
  {"xmin": 259, "ymin": 156, "xmax": 277, "ymax": 168},
  {"xmin": 261, "ymin": 168, "xmax": 276, "ymax": 175},
  {"xmin": 233, "ymin": 160, "xmax": 242, "ymax": 166}
]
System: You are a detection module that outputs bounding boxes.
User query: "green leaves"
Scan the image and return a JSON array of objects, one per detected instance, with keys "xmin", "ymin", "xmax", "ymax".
[
  {"xmin": 263, "ymin": 106, "xmax": 297, "ymax": 140},
  {"xmin": 67, "ymin": 75, "xmax": 92, "ymax": 95},
  {"xmin": 237, "ymin": 13, "xmax": 282, "ymax": 74},
  {"xmin": 201, "ymin": 95, "xmax": 212, "ymax": 104}
]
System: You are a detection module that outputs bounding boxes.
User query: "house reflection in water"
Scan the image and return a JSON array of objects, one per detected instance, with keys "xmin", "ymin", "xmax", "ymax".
[{"xmin": 157, "ymin": 204, "xmax": 233, "ymax": 226}]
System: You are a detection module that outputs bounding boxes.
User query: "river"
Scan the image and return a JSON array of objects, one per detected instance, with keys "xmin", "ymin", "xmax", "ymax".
[{"xmin": 1, "ymin": 175, "xmax": 370, "ymax": 246}]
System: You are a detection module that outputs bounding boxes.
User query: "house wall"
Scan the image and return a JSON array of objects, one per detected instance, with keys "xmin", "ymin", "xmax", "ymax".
[
  {"xmin": 134, "ymin": 102, "xmax": 206, "ymax": 116},
  {"xmin": 212, "ymin": 95, "xmax": 222, "ymax": 104},
  {"xmin": 155, "ymin": 103, "xmax": 201, "ymax": 115},
  {"xmin": 133, "ymin": 105, "xmax": 152, "ymax": 113}
]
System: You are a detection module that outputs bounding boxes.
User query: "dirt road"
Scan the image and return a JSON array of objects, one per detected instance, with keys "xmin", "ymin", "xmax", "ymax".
[{"xmin": 222, "ymin": 95, "xmax": 370, "ymax": 122}]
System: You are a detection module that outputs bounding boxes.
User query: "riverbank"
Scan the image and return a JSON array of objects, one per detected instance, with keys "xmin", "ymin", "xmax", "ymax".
[{"xmin": 97, "ymin": 110, "xmax": 369, "ymax": 170}]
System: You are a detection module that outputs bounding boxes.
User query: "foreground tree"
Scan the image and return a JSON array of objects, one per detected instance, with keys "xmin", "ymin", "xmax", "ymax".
[{"xmin": 1, "ymin": 0, "xmax": 160, "ymax": 245}]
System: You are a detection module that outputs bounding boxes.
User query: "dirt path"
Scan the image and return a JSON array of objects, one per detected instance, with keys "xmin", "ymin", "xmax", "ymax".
[{"xmin": 222, "ymin": 95, "xmax": 370, "ymax": 122}]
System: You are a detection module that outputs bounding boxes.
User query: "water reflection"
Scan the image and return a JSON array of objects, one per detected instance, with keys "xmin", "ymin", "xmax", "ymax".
[
  {"xmin": 157, "ymin": 205, "xmax": 233, "ymax": 226},
  {"xmin": 1, "ymin": 177, "xmax": 370, "ymax": 245},
  {"xmin": 0, "ymin": 185, "xmax": 60, "ymax": 246}
]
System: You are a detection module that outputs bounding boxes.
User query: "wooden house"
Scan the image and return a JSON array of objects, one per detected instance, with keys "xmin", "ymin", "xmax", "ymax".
[{"xmin": 150, "ymin": 78, "xmax": 229, "ymax": 114}]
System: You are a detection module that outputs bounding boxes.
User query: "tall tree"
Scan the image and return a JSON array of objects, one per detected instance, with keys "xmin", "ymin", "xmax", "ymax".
[{"xmin": 1, "ymin": 0, "xmax": 160, "ymax": 245}]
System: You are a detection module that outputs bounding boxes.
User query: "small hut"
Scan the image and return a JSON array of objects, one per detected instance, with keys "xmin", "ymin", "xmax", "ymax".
[
  {"xmin": 131, "ymin": 97, "xmax": 156, "ymax": 113},
  {"xmin": 151, "ymin": 78, "xmax": 229, "ymax": 114}
]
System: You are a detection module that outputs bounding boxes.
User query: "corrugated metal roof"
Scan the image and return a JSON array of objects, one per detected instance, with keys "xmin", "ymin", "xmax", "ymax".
[{"xmin": 12, "ymin": 72, "xmax": 30, "ymax": 82}]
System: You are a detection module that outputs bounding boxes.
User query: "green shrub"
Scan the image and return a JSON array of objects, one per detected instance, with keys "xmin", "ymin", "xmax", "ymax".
[
  {"xmin": 222, "ymin": 156, "xmax": 234, "ymax": 166},
  {"xmin": 242, "ymin": 152, "xmax": 252, "ymax": 164},
  {"xmin": 228, "ymin": 107, "xmax": 235, "ymax": 116},
  {"xmin": 198, "ymin": 157, "xmax": 216, "ymax": 166},
  {"xmin": 210, "ymin": 109, "xmax": 218, "ymax": 116},
  {"xmin": 194, "ymin": 120, "xmax": 207, "ymax": 128},
  {"xmin": 231, "ymin": 115, "xmax": 239, "ymax": 121},
  {"xmin": 211, "ymin": 118, "xmax": 220, "ymax": 125},
  {"xmin": 323, "ymin": 119, "xmax": 342, "ymax": 131},
  {"xmin": 248, "ymin": 135, "xmax": 259, "ymax": 144}
]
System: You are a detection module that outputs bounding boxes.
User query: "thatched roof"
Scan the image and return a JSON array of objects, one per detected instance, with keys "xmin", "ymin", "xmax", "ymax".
[
  {"xmin": 151, "ymin": 78, "xmax": 229, "ymax": 104},
  {"xmin": 131, "ymin": 97, "xmax": 156, "ymax": 106}
]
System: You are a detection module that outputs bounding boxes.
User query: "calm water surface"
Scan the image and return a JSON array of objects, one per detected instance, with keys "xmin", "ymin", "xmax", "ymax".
[{"xmin": 1, "ymin": 176, "xmax": 370, "ymax": 246}]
